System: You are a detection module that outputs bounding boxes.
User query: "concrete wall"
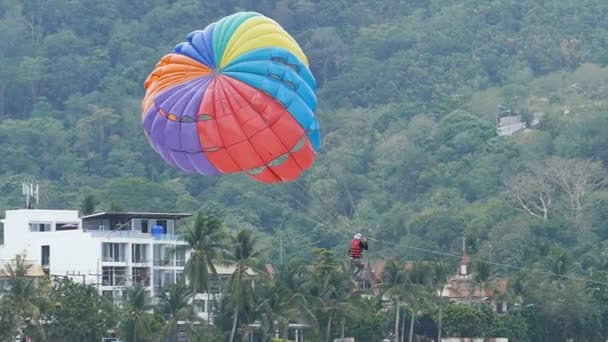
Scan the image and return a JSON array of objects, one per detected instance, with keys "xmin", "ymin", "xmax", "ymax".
[
  {"xmin": 45, "ymin": 236, "xmax": 101, "ymax": 283},
  {"xmin": 1, "ymin": 209, "xmax": 79, "ymax": 259}
]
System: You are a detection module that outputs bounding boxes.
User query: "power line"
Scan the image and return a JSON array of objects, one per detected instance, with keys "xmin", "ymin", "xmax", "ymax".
[{"xmin": 367, "ymin": 237, "xmax": 608, "ymax": 286}]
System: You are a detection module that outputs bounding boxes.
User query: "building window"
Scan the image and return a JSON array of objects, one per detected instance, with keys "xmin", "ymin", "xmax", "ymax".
[
  {"xmin": 208, "ymin": 278, "xmax": 225, "ymax": 294},
  {"xmin": 175, "ymin": 249, "xmax": 186, "ymax": 266},
  {"xmin": 208, "ymin": 298, "xmax": 215, "ymax": 312},
  {"xmin": 167, "ymin": 220, "xmax": 175, "ymax": 235},
  {"xmin": 55, "ymin": 222, "xmax": 78, "ymax": 231},
  {"xmin": 155, "ymin": 220, "xmax": 168, "ymax": 234},
  {"xmin": 133, "ymin": 219, "xmax": 150, "ymax": 233},
  {"xmin": 193, "ymin": 299, "xmax": 206, "ymax": 314},
  {"xmin": 29, "ymin": 222, "xmax": 51, "ymax": 232},
  {"xmin": 110, "ymin": 218, "xmax": 128, "ymax": 230},
  {"xmin": 102, "ymin": 267, "xmax": 127, "ymax": 286},
  {"xmin": 41, "ymin": 245, "xmax": 50, "ymax": 267},
  {"xmin": 132, "ymin": 267, "xmax": 150, "ymax": 286},
  {"xmin": 153, "ymin": 245, "xmax": 172, "ymax": 266},
  {"xmin": 153, "ymin": 270, "xmax": 176, "ymax": 291},
  {"xmin": 102, "ymin": 243, "xmax": 127, "ymax": 262},
  {"xmin": 132, "ymin": 244, "xmax": 148, "ymax": 263},
  {"xmin": 102, "ymin": 290, "xmax": 113, "ymax": 299}
]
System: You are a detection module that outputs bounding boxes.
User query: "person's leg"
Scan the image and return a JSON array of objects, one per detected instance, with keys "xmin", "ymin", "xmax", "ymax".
[{"xmin": 353, "ymin": 259, "xmax": 364, "ymax": 277}]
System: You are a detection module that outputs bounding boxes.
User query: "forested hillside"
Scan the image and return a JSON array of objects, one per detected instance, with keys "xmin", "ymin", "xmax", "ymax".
[
  {"xmin": 2, "ymin": 0, "xmax": 608, "ymax": 340},
  {"xmin": 2, "ymin": 0, "xmax": 608, "ymax": 276}
]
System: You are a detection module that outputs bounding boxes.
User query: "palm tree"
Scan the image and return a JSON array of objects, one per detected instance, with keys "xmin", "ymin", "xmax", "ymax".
[
  {"xmin": 405, "ymin": 261, "xmax": 433, "ymax": 342},
  {"xmin": 226, "ymin": 229, "xmax": 261, "ymax": 342},
  {"xmin": 257, "ymin": 260, "xmax": 308, "ymax": 339},
  {"xmin": 3, "ymin": 254, "xmax": 46, "ymax": 340},
  {"xmin": 121, "ymin": 284, "xmax": 153, "ymax": 342},
  {"xmin": 431, "ymin": 261, "xmax": 450, "ymax": 342},
  {"xmin": 382, "ymin": 258, "xmax": 407, "ymax": 342},
  {"xmin": 157, "ymin": 283, "xmax": 200, "ymax": 341},
  {"xmin": 328, "ymin": 266, "xmax": 358, "ymax": 342},
  {"xmin": 302, "ymin": 249, "xmax": 358, "ymax": 342},
  {"xmin": 180, "ymin": 211, "xmax": 227, "ymax": 295},
  {"xmin": 318, "ymin": 265, "xmax": 357, "ymax": 342},
  {"xmin": 548, "ymin": 248, "xmax": 572, "ymax": 286},
  {"xmin": 472, "ymin": 258, "xmax": 492, "ymax": 310}
]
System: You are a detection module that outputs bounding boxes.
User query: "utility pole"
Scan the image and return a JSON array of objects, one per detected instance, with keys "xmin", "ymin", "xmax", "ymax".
[
  {"xmin": 462, "ymin": 235, "xmax": 466, "ymax": 255},
  {"xmin": 489, "ymin": 244, "xmax": 493, "ymax": 278},
  {"xmin": 66, "ymin": 271, "xmax": 86, "ymax": 285},
  {"xmin": 280, "ymin": 230, "xmax": 283, "ymax": 266},
  {"xmin": 89, "ymin": 269, "xmax": 103, "ymax": 293}
]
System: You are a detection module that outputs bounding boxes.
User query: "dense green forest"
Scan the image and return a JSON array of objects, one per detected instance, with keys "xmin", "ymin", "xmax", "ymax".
[{"xmin": 2, "ymin": 0, "xmax": 608, "ymax": 340}]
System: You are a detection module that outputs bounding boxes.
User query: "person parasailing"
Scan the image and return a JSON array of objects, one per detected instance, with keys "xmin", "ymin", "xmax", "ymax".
[{"xmin": 349, "ymin": 233, "xmax": 368, "ymax": 278}]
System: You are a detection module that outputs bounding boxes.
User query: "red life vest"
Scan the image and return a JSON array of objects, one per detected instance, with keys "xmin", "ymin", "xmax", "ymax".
[{"xmin": 350, "ymin": 239, "xmax": 362, "ymax": 258}]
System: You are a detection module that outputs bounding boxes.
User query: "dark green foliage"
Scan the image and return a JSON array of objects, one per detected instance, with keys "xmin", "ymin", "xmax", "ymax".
[
  {"xmin": 0, "ymin": 302, "xmax": 17, "ymax": 341},
  {"xmin": 1, "ymin": 0, "xmax": 608, "ymax": 339},
  {"xmin": 442, "ymin": 304, "xmax": 482, "ymax": 337},
  {"xmin": 80, "ymin": 194, "xmax": 97, "ymax": 215},
  {"xmin": 44, "ymin": 277, "xmax": 116, "ymax": 342}
]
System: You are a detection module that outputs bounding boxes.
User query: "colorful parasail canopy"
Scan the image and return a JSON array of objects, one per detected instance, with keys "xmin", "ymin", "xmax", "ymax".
[{"xmin": 141, "ymin": 12, "xmax": 320, "ymax": 184}]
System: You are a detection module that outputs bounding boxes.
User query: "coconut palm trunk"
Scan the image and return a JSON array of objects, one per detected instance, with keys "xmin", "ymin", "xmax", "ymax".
[
  {"xmin": 401, "ymin": 313, "xmax": 406, "ymax": 342},
  {"xmin": 230, "ymin": 304, "xmax": 239, "ymax": 342},
  {"xmin": 408, "ymin": 310, "xmax": 415, "ymax": 342},
  {"xmin": 437, "ymin": 305, "xmax": 443, "ymax": 342},
  {"xmin": 226, "ymin": 229, "xmax": 261, "ymax": 342},
  {"xmin": 394, "ymin": 298, "xmax": 400, "ymax": 342},
  {"xmin": 326, "ymin": 311, "xmax": 334, "ymax": 342}
]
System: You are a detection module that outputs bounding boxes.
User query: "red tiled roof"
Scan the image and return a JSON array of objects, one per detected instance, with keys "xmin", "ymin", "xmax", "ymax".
[
  {"xmin": 443, "ymin": 277, "xmax": 509, "ymax": 299},
  {"xmin": 368, "ymin": 260, "xmax": 414, "ymax": 283}
]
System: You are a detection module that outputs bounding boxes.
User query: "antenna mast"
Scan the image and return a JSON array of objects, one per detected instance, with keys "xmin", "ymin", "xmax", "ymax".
[{"xmin": 22, "ymin": 181, "xmax": 40, "ymax": 209}]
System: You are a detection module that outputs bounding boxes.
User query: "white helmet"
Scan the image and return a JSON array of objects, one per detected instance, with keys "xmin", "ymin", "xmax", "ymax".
[{"xmin": 354, "ymin": 233, "xmax": 362, "ymax": 240}]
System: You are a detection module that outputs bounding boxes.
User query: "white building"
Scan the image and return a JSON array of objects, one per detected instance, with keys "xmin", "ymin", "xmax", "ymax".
[{"xmin": 0, "ymin": 209, "xmax": 230, "ymax": 321}]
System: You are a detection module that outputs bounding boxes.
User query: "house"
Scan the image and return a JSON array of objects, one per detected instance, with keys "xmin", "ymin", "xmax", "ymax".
[
  {"xmin": 355, "ymin": 251, "xmax": 509, "ymax": 313},
  {"xmin": 440, "ymin": 248, "xmax": 510, "ymax": 313},
  {"xmin": 357, "ymin": 260, "xmax": 414, "ymax": 296},
  {"xmin": 0, "ymin": 209, "xmax": 256, "ymax": 322}
]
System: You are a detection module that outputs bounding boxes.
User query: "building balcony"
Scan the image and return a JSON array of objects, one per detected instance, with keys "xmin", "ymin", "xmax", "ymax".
[
  {"xmin": 88, "ymin": 230, "xmax": 183, "ymax": 241},
  {"xmin": 102, "ymin": 258, "xmax": 128, "ymax": 264},
  {"xmin": 153, "ymin": 259, "xmax": 186, "ymax": 267}
]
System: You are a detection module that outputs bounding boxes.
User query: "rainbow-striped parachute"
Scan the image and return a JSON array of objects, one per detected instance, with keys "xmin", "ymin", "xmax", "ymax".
[{"xmin": 142, "ymin": 12, "xmax": 319, "ymax": 184}]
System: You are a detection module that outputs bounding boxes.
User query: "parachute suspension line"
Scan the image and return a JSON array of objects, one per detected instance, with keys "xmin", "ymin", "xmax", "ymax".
[
  {"xmin": 291, "ymin": 180, "xmax": 345, "ymax": 223},
  {"xmin": 263, "ymin": 179, "xmax": 345, "ymax": 229},
  {"xmin": 262, "ymin": 186, "xmax": 336, "ymax": 229},
  {"xmin": 270, "ymin": 186, "xmax": 336, "ymax": 227},
  {"xmin": 292, "ymin": 175, "xmax": 364, "ymax": 229}
]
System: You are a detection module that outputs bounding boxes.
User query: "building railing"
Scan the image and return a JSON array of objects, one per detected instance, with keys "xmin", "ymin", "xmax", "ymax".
[
  {"xmin": 131, "ymin": 258, "xmax": 150, "ymax": 264},
  {"xmin": 102, "ymin": 276, "xmax": 127, "ymax": 286},
  {"xmin": 102, "ymin": 256, "xmax": 127, "ymax": 262},
  {"xmin": 87, "ymin": 230, "xmax": 183, "ymax": 241},
  {"xmin": 153, "ymin": 259, "xmax": 186, "ymax": 267}
]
